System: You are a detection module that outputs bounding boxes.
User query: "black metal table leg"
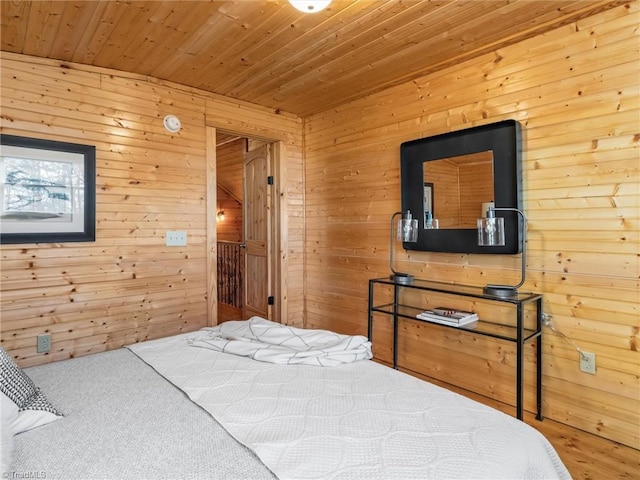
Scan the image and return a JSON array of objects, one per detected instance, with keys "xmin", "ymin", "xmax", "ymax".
[
  {"xmin": 393, "ymin": 284, "xmax": 399, "ymax": 369},
  {"xmin": 516, "ymin": 302, "xmax": 523, "ymax": 420}
]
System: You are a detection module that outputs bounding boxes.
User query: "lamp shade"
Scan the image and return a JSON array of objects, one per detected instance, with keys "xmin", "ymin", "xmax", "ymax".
[
  {"xmin": 477, "ymin": 215, "xmax": 505, "ymax": 246},
  {"xmin": 390, "ymin": 211, "xmax": 418, "ymax": 284},
  {"xmin": 397, "ymin": 215, "xmax": 418, "ymax": 242},
  {"xmin": 288, "ymin": 0, "xmax": 331, "ymax": 13}
]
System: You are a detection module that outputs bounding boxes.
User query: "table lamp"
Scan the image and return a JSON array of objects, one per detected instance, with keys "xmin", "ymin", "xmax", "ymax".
[
  {"xmin": 477, "ymin": 206, "xmax": 527, "ymax": 298},
  {"xmin": 390, "ymin": 210, "xmax": 418, "ymax": 284}
]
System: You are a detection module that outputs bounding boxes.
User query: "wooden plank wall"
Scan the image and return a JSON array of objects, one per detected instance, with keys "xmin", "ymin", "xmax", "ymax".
[
  {"xmin": 0, "ymin": 52, "xmax": 304, "ymax": 365},
  {"xmin": 217, "ymin": 138, "xmax": 244, "ymax": 202},
  {"xmin": 216, "ymin": 139, "xmax": 244, "ymax": 243},
  {"xmin": 0, "ymin": 54, "xmax": 209, "ymax": 366},
  {"xmin": 303, "ymin": 3, "xmax": 639, "ymax": 449},
  {"xmin": 215, "ymin": 188, "xmax": 242, "ymax": 243}
]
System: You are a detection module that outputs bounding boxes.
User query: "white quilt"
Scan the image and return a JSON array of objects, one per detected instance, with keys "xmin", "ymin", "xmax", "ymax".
[
  {"xmin": 129, "ymin": 324, "xmax": 571, "ymax": 480},
  {"xmin": 188, "ymin": 317, "xmax": 372, "ymax": 366}
]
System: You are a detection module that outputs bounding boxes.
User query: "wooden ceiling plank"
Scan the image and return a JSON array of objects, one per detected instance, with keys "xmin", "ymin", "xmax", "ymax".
[
  {"xmin": 114, "ymin": 1, "xmax": 195, "ymax": 74},
  {"xmin": 149, "ymin": 1, "xmax": 244, "ymax": 79},
  {"xmin": 199, "ymin": 6, "xmax": 328, "ymax": 91},
  {"xmin": 215, "ymin": 0, "xmax": 415, "ymax": 96},
  {"xmin": 154, "ymin": 1, "xmax": 279, "ymax": 85},
  {"xmin": 172, "ymin": 1, "xmax": 302, "ymax": 89},
  {"xmin": 241, "ymin": 4, "xmax": 497, "ymax": 111},
  {"xmin": 0, "ymin": 0, "xmax": 31, "ymax": 52},
  {"xmin": 71, "ymin": 0, "xmax": 134, "ymax": 65},
  {"xmin": 22, "ymin": 0, "xmax": 67, "ymax": 58},
  {"xmin": 232, "ymin": 1, "xmax": 508, "ymax": 103},
  {"xmin": 210, "ymin": 0, "xmax": 384, "ymax": 93},
  {"xmin": 47, "ymin": 2, "xmax": 101, "ymax": 60},
  {"xmin": 220, "ymin": 1, "xmax": 432, "ymax": 94},
  {"xmin": 137, "ymin": 3, "xmax": 234, "ymax": 78},
  {"xmin": 268, "ymin": 2, "xmax": 539, "ymax": 100},
  {"xmin": 116, "ymin": 2, "xmax": 237, "ymax": 77},
  {"xmin": 91, "ymin": 0, "xmax": 162, "ymax": 67}
]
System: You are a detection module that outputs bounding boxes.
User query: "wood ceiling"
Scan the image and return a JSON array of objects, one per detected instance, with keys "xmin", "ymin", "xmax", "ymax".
[{"xmin": 0, "ymin": 0, "xmax": 627, "ymax": 117}]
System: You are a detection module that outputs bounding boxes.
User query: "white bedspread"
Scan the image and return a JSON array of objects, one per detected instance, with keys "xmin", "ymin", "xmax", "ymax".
[
  {"xmin": 189, "ymin": 317, "xmax": 372, "ymax": 366},
  {"xmin": 129, "ymin": 325, "xmax": 571, "ymax": 480}
]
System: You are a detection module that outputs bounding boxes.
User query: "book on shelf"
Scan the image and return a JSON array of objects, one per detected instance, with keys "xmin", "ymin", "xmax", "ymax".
[{"xmin": 416, "ymin": 307, "xmax": 478, "ymax": 327}]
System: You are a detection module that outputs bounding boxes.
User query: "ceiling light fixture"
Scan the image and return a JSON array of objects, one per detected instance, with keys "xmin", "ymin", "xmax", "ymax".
[{"xmin": 288, "ymin": 0, "xmax": 331, "ymax": 13}]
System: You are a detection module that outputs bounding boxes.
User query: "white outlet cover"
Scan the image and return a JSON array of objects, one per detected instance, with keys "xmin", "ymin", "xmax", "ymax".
[{"xmin": 579, "ymin": 351, "xmax": 596, "ymax": 374}]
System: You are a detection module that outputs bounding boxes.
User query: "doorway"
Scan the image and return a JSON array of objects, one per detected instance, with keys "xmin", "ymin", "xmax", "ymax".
[{"xmin": 211, "ymin": 129, "xmax": 281, "ymax": 325}]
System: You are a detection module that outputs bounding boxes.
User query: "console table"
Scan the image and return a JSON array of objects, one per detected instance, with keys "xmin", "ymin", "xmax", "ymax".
[{"xmin": 367, "ymin": 277, "xmax": 543, "ymax": 420}]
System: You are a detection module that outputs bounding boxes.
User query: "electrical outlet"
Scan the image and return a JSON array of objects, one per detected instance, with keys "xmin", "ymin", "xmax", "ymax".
[
  {"xmin": 165, "ymin": 230, "xmax": 187, "ymax": 246},
  {"xmin": 37, "ymin": 334, "xmax": 51, "ymax": 353},
  {"xmin": 579, "ymin": 351, "xmax": 596, "ymax": 374}
]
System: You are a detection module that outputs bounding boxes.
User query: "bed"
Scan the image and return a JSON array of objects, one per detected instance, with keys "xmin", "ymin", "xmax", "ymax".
[{"xmin": 2, "ymin": 317, "xmax": 571, "ymax": 479}]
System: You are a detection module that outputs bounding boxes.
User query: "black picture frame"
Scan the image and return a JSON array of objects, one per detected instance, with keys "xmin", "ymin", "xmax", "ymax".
[{"xmin": 0, "ymin": 134, "xmax": 96, "ymax": 244}]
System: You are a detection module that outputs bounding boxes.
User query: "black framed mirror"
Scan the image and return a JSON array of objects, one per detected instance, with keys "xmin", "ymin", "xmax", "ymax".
[{"xmin": 400, "ymin": 120, "xmax": 522, "ymax": 254}]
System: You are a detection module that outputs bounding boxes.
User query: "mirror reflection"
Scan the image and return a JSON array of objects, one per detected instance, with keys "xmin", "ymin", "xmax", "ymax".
[{"xmin": 423, "ymin": 151, "xmax": 494, "ymax": 229}]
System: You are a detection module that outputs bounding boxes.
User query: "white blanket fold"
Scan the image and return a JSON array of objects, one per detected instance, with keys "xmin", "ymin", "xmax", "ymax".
[{"xmin": 188, "ymin": 317, "xmax": 372, "ymax": 366}]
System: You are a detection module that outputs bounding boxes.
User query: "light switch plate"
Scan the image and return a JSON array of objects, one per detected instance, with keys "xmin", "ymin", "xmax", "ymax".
[{"xmin": 166, "ymin": 230, "xmax": 187, "ymax": 246}]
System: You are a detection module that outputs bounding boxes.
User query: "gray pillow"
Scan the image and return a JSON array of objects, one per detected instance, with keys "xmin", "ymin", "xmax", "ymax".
[{"xmin": 0, "ymin": 347, "xmax": 61, "ymax": 416}]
